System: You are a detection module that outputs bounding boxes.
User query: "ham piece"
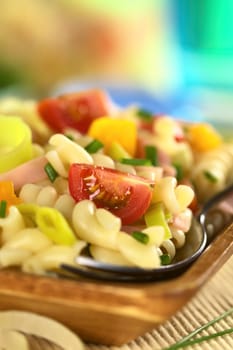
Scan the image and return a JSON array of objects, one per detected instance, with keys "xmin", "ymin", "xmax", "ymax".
[
  {"xmin": 171, "ymin": 208, "xmax": 193, "ymax": 233},
  {"xmin": 0, "ymin": 156, "xmax": 48, "ymax": 191}
]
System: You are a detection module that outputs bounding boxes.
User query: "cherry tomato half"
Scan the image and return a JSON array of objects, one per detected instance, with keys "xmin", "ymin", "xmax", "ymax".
[
  {"xmin": 37, "ymin": 89, "xmax": 113, "ymax": 134},
  {"xmin": 68, "ymin": 164, "xmax": 152, "ymax": 225}
]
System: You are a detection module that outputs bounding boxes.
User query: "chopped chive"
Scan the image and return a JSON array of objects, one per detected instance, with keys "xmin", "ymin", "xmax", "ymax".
[
  {"xmin": 132, "ymin": 231, "xmax": 149, "ymax": 244},
  {"xmin": 173, "ymin": 162, "xmax": 184, "ymax": 181},
  {"xmin": 164, "ymin": 307, "xmax": 233, "ymax": 350},
  {"xmin": 145, "ymin": 145, "xmax": 158, "ymax": 166},
  {"xmin": 203, "ymin": 170, "xmax": 218, "ymax": 183},
  {"xmin": 65, "ymin": 134, "xmax": 74, "ymax": 141},
  {"xmin": 137, "ymin": 108, "xmax": 153, "ymax": 121},
  {"xmin": 44, "ymin": 162, "xmax": 58, "ymax": 183},
  {"xmin": 120, "ymin": 158, "xmax": 152, "ymax": 166},
  {"xmin": 0, "ymin": 200, "xmax": 7, "ymax": 218},
  {"xmin": 85, "ymin": 139, "xmax": 103, "ymax": 153},
  {"xmin": 166, "ymin": 328, "xmax": 233, "ymax": 350},
  {"xmin": 160, "ymin": 254, "xmax": 171, "ymax": 265}
]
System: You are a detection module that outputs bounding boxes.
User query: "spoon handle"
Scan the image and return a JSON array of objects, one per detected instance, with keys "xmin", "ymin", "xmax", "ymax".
[{"xmin": 198, "ymin": 184, "xmax": 233, "ymax": 243}]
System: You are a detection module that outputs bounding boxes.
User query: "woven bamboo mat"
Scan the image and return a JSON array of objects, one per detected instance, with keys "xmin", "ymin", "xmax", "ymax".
[{"xmin": 86, "ymin": 256, "xmax": 233, "ymax": 350}]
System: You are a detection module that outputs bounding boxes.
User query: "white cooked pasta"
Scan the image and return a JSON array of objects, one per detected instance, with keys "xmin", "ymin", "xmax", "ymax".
[
  {"xmin": 157, "ymin": 226, "xmax": 187, "ymax": 260},
  {"xmin": 0, "ymin": 206, "xmax": 26, "ymax": 243},
  {"xmin": 46, "ymin": 150, "xmax": 68, "ymax": 177},
  {"xmin": 32, "ymin": 186, "xmax": 57, "ymax": 207},
  {"xmin": 52, "ymin": 177, "xmax": 69, "ymax": 194},
  {"xmin": 152, "ymin": 176, "xmax": 194, "ymax": 214},
  {"xmin": 45, "ymin": 134, "xmax": 93, "ymax": 177},
  {"xmin": 89, "ymin": 245, "xmax": 133, "ymax": 266},
  {"xmin": 159, "ymin": 239, "xmax": 176, "ymax": 260},
  {"xmin": 20, "ymin": 184, "xmax": 58, "ymax": 206},
  {"xmin": 135, "ymin": 166, "xmax": 163, "ymax": 182},
  {"xmin": 22, "ymin": 241, "xmax": 86, "ymax": 275},
  {"xmin": 115, "ymin": 162, "xmax": 136, "ymax": 175},
  {"xmin": 0, "ymin": 228, "xmax": 52, "ymax": 268},
  {"xmin": 0, "ymin": 248, "xmax": 31, "ymax": 268},
  {"xmin": 75, "ymin": 134, "xmax": 94, "ymax": 148},
  {"xmin": 2, "ymin": 228, "xmax": 52, "ymax": 252},
  {"xmin": 54, "ymin": 194, "xmax": 76, "ymax": 222},
  {"xmin": 20, "ymin": 184, "xmax": 42, "ymax": 203},
  {"xmin": 91, "ymin": 153, "xmax": 115, "ymax": 169},
  {"xmin": 140, "ymin": 226, "xmax": 165, "ymax": 246},
  {"xmin": 170, "ymin": 227, "xmax": 186, "ymax": 248},
  {"xmin": 192, "ymin": 143, "xmax": 233, "ymax": 201},
  {"xmin": 0, "ymin": 228, "xmax": 52, "ymax": 267},
  {"xmin": 117, "ymin": 231, "xmax": 161, "ymax": 268},
  {"xmin": 19, "ymin": 184, "xmax": 76, "ymax": 221},
  {"xmin": 36, "ymin": 177, "xmax": 69, "ymax": 195},
  {"xmin": 72, "ymin": 200, "xmax": 121, "ymax": 249}
]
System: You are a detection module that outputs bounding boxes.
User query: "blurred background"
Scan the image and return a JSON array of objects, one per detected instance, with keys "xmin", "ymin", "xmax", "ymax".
[{"xmin": 0, "ymin": 0, "xmax": 232, "ymax": 127}]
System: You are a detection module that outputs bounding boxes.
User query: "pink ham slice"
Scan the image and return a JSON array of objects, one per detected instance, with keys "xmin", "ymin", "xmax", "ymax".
[
  {"xmin": 0, "ymin": 156, "xmax": 48, "ymax": 191},
  {"xmin": 171, "ymin": 209, "xmax": 193, "ymax": 233}
]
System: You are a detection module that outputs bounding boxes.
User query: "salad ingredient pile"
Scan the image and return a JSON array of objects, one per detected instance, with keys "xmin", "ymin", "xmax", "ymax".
[{"xmin": 0, "ymin": 89, "xmax": 232, "ymax": 276}]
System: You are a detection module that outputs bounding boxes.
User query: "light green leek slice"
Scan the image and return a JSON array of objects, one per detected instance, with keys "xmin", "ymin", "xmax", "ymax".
[
  {"xmin": 17, "ymin": 203, "xmax": 38, "ymax": 226},
  {"xmin": 144, "ymin": 202, "xmax": 172, "ymax": 240},
  {"xmin": 107, "ymin": 141, "xmax": 131, "ymax": 161},
  {"xmin": 0, "ymin": 116, "xmax": 33, "ymax": 173},
  {"xmin": 36, "ymin": 207, "xmax": 77, "ymax": 246}
]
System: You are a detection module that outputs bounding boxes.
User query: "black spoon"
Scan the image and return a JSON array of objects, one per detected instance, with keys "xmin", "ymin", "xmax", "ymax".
[{"xmin": 60, "ymin": 184, "xmax": 233, "ymax": 282}]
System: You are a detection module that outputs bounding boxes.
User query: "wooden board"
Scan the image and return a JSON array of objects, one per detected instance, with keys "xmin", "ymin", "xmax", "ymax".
[{"xmin": 0, "ymin": 224, "xmax": 232, "ymax": 346}]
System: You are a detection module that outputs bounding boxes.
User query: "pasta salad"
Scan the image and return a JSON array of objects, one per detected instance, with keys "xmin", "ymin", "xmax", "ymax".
[{"xmin": 0, "ymin": 89, "xmax": 232, "ymax": 276}]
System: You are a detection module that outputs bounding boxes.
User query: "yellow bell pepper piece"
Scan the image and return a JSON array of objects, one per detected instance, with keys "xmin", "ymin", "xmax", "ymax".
[
  {"xmin": 0, "ymin": 181, "xmax": 22, "ymax": 215},
  {"xmin": 88, "ymin": 117, "xmax": 137, "ymax": 156},
  {"xmin": 188, "ymin": 123, "xmax": 222, "ymax": 152}
]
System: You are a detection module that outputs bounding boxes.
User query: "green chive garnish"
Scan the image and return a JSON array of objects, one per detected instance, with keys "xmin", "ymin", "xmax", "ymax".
[
  {"xmin": 164, "ymin": 307, "xmax": 233, "ymax": 350},
  {"xmin": 44, "ymin": 163, "xmax": 58, "ymax": 183},
  {"xmin": 203, "ymin": 170, "xmax": 218, "ymax": 183},
  {"xmin": 145, "ymin": 145, "xmax": 158, "ymax": 166},
  {"xmin": 85, "ymin": 139, "xmax": 103, "ymax": 153},
  {"xmin": 65, "ymin": 134, "xmax": 74, "ymax": 141},
  {"xmin": 0, "ymin": 200, "xmax": 7, "ymax": 218},
  {"xmin": 160, "ymin": 254, "xmax": 171, "ymax": 265},
  {"xmin": 120, "ymin": 158, "xmax": 152, "ymax": 166},
  {"xmin": 166, "ymin": 329, "xmax": 233, "ymax": 350},
  {"xmin": 132, "ymin": 231, "xmax": 149, "ymax": 244},
  {"xmin": 173, "ymin": 163, "xmax": 184, "ymax": 181},
  {"xmin": 137, "ymin": 108, "xmax": 153, "ymax": 121}
]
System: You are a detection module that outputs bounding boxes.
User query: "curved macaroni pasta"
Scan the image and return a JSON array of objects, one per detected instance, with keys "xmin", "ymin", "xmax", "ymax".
[
  {"xmin": 0, "ymin": 227, "xmax": 52, "ymax": 267},
  {"xmin": 72, "ymin": 200, "xmax": 121, "ymax": 250},
  {"xmin": 19, "ymin": 184, "xmax": 75, "ymax": 221},
  {"xmin": 22, "ymin": 241, "xmax": 86, "ymax": 275},
  {"xmin": 192, "ymin": 143, "xmax": 233, "ymax": 201},
  {"xmin": 0, "ymin": 206, "xmax": 26, "ymax": 243},
  {"xmin": 45, "ymin": 134, "xmax": 93, "ymax": 177},
  {"xmin": 152, "ymin": 176, "xmax": 194, "ymax": 214}
]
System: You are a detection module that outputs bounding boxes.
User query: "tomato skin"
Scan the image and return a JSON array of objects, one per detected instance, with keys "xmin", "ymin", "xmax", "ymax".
[
  {"xmin": 68, "ymin": 164, "xmax": 152, "ymax": 225},
  {"xmin": 37, "ymin": 89, "xmax": 113, "ymax": 134},
  {"xmin": 37, "ymin": 98, "xmax": 67, "ymax": 133}
]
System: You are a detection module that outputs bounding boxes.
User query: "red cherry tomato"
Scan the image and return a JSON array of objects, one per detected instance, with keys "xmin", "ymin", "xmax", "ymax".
[
  {"xmin": 37, "ymin": 89, "xmax": 113, "ymax": 134},
  {"xmin": 68, "ymin": 164, "xmax": 152, "ymax": 225}
]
